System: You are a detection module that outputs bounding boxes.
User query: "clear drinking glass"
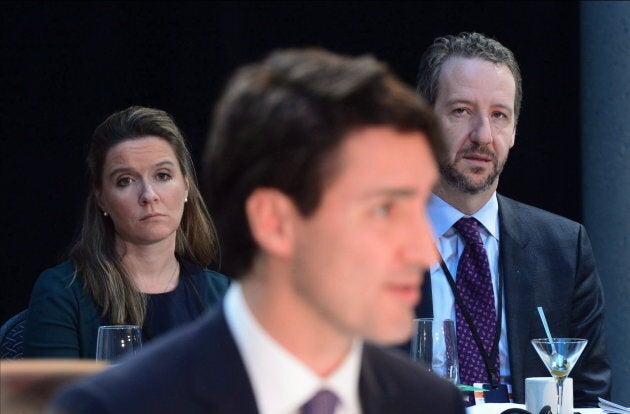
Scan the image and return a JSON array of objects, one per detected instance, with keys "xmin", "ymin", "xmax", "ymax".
[
  {"xmin": 410, "ymin": 318, "xmax": 459, "ymax": 384},
  {"xmin": 531, "ymin": 338, "xmax": 587, "ymax": 414},
  {"xmin": 95, "ymin": 325, "xmax": 143, "ymax": 363}
]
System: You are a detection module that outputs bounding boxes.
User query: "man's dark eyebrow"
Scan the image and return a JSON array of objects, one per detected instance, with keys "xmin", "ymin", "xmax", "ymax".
[
  {"xmin": 444, "ymin": 98, "xmax": 514, "ymax": 113},
  {"xmin": 444, "ymin": 98, "xmax": 475, "ymax": 107},
  {"xmin": 361, "ymin": 188, "xmax": 418, "ymax": 200}
]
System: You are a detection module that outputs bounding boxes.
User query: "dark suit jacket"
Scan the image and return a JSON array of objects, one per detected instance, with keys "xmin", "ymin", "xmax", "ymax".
[
  {"xmin": 416, "ymin": 194, "xmax": 611, "ymax": 406},
  {"xmin": 50, "ymin": 303, "xmax": 466, "ymax": 414}
]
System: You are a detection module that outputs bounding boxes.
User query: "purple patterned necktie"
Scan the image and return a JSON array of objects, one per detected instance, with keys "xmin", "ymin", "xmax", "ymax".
[
  {"xmin": 300, "ymin": 389, "xmax": 339, "ymax": 414},
  {"xmin": 453, "ymin": 217, "xmax": 500, "ymax": 386}
]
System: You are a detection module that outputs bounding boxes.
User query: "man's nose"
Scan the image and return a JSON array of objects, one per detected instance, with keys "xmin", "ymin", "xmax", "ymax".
[
  {"xmin": 403, "ymin": 213, "xmax": 439, "ymax": 268},
  {"xmin": 470, "ymin": 114, "xmax": 493, "ymax": 145}
]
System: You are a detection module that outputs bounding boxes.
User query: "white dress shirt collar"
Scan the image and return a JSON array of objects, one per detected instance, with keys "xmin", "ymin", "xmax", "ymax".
[
  {"xmin": 224, "ymin": 282, "xmax": 363, "ymax": 414},
  {"xmin": 428, "ymin": 192, "xmax": 499, "ymax": 240}
]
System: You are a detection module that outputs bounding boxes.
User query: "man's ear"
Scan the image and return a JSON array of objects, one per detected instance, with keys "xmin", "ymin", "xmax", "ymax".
[{"xmin": 245, "ymin": 188, "xmax": 296, "ymax": 258}]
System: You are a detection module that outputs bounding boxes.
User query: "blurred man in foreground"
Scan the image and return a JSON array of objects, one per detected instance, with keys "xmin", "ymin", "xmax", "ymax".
[{"xmin": 50, "ymin": 48, "xmax": 465, "ymax": 413}]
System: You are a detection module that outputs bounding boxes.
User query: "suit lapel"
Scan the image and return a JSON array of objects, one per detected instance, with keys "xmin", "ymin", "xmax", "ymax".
[
  {"xmin": 497, "ymin": 195, "xmax": 534, "ymax": 402},
  {"xmin": 359, "ymin": 345, "xmax": 397, "ymax": 414},
  {"xmin": 190, "ymin": 306, "xmax": 259, "ymax": 413}
]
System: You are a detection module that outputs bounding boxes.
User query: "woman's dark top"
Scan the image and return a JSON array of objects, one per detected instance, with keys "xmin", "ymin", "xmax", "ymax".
[{"xmin": 23, "ymin": 260, "xmax": 230, "ymax": 359}]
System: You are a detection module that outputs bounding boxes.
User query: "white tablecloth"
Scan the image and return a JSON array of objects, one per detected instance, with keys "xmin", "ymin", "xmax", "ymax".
[{"xmin": 466, "ymin": 403, "xmax": 603, "ymax": 414}]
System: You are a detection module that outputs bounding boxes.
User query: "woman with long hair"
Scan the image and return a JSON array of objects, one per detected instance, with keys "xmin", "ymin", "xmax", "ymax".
[{"xmin": 24, "ymin": 106, "xmax": 229, "ymax": 358}]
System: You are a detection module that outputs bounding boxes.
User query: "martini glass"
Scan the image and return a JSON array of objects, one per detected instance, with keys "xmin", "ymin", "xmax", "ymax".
[{"xmin": 531, "ymin": 338, "xmax": 587, "ymax": 414}]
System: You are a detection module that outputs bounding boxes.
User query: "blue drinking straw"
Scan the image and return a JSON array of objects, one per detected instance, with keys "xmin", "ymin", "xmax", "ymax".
[{"xmin": 537, "ymin": 306, "xmax": 557, "ymax": 354}]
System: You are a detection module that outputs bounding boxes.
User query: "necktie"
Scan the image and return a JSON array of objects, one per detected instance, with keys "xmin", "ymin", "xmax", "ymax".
[
  {"xmin": 300, "ymin": 389, "xmax": 339, "ymax": 414},
  {"xmin": 453, "ymin": 217, "xmax": 500, "ymax": 386}
]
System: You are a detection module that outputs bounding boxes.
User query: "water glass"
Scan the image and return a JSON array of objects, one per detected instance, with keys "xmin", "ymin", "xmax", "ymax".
[
  {"xmin": 410, "ymin": 318, "xmax": 459, "ymax": 384},
  {"xmin": 95, "ymin": 325, "xmax": 143, "ymax": 362}
]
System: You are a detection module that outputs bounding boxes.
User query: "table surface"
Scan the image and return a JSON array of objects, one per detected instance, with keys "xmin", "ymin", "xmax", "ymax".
[{"xmin": 466, "ymin": 403, "xmax": 603, "ymax": 414}]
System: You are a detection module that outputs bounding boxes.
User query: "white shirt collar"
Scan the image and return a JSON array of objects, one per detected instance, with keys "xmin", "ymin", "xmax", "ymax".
[
  {"xmin": 224, "ymin": 283, "xmax": 363, "ymax": 414},
  {"xmin": 428, "ymin": 192, "xmax": 499, "ymax": 240}
]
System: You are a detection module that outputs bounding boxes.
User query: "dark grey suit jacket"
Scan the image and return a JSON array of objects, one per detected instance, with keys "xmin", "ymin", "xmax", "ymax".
[
  {"xmin": 416, "ymin": 194, "xmax": 611, "ymax": 406},
  {"xmin": 50, "ymin": 303, "xmax": 465, "ymax": 414}
]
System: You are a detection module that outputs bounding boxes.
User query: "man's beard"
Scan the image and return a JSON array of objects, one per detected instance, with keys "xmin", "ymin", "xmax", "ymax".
[{"xmin": 439, "ymin": 146, "xmax": 507, "ymax": 194}]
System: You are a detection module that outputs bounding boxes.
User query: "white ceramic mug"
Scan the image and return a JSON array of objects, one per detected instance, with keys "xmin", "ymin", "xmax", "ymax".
[{"xmin": 525, "ymin": 377, "xmax": 573, "ymax": 414}]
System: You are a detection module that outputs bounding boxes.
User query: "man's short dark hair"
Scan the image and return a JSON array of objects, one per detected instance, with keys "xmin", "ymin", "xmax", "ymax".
[
  {"xmin": 417, "ymin": 32, "xmax": 523, "ymax": 124},
  {"xmin": 202, "ymin": 48, "xmax": 441, "ymax": 278}
]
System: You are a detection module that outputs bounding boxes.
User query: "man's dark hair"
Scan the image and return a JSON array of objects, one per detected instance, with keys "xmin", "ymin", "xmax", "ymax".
[
  {"xmin": 417, "ymin": 32, "xmax": 523, "ymax": 124},
  {"xmin": 202, "ymin": 48, "xmax": 441, "ymax": 278}
]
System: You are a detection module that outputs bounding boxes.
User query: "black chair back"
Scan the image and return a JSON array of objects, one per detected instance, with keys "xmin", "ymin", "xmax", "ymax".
[{"xmin": 0, "ymin": 309, "xmax": 29, "ymax": 359}]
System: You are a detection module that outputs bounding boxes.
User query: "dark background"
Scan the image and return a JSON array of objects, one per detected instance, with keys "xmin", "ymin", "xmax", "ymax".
[{"xmin": 1, "ymin": 1, "xmax": 580, "ymax": 323}]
